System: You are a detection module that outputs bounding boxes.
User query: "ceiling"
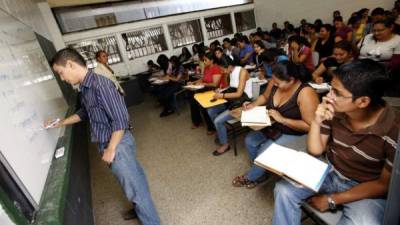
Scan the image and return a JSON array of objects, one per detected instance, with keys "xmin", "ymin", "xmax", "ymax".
[{"xmin": 47, "ymin": 0, "xmax": 130, "ymax": 8}]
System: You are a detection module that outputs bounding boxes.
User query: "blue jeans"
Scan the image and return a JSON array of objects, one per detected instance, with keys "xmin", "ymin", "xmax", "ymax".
[
  {"xmin": 99, "ymin": 131, "xmax": 161, "ymax": 225},
  {"xmin": 273, "ymin": 170, "xmax": 386, "ymax": 225},
  {"xmin": 207, "ymin": 104, "xmax": 232, "ymax": 145},
  {"xmin": 244, "ymin": 131, "xmax": 299, "ymax": 181}
]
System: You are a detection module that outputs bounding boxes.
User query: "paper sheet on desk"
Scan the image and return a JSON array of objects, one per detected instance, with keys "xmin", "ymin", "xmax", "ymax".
[
  {"xmin": 184, "ymin": 84, "xmax": 205, "ymax": 90},
  {"xmin": 152, "ymin": 79, "xmax": 169, "ymax": 85},
  {"xmin": 244, "ymin": 64, "xmax": 257, "ymax": 70},
  {"xmin": 194, "ymin": 91, "xmax": 227, "ymax": 108}
]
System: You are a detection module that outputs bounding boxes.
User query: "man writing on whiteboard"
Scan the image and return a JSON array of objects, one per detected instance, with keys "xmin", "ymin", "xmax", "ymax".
[
  {"xmin": 46, "ymin": 48, "xmax": 161, "ymax": 225},
  {"xmin": 272, "ymin": 59, "xmax": 399, "ymax": 225}
]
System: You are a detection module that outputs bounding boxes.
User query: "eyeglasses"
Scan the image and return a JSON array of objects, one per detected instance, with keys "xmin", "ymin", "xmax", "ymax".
[{"xmin": 329, "ymin": 87, "xmax": 352, "ymax": 100}]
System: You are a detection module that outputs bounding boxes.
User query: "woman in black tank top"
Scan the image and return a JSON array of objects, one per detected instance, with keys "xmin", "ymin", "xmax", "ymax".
[{"xmin": 232, "ymin": 61, "xmax": 319, "ymax": 188}]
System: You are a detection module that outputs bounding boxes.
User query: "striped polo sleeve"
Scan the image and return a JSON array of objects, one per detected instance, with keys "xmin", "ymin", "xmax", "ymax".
[
  {"xmin": 383, "ymin": 127, "xmax": 399, "ymax": 172},
  {"xmin": 320, "ymin": 119, "xmax": 332, "ymax": 135},
  {"xmin": 97, "ymin": 79, "xmax": 129, "ymax": 132}
]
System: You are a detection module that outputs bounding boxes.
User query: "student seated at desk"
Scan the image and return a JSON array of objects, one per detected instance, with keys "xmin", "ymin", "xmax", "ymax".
[
  {"xmin": 158, "ymin": 56, "xmax": 186, "ymax": 117},
  {"xmin": 288, "ymin": 35, "xmax": 315, "ymax": 74},
  {"xmin": 93, "ymin": 50, "xmax": 125, "ymax": 95},
  {"xmin": 253, "ymin": 40, "xmax": 266, "ymax": 69},
  {"xmin": 232, "ymin": 61, "xmax": 319, "ymax": 188},
  {"xmin": 312, "ymin": 40, "xmax": 354, "ymax": 84},
  {"xmin": 207, "ymin": 56, "xmax": 253, "ymax": 156},
  {"xmin": 272, "ymin": 59, "xmax": 399, "ymax": 225},
  {"xmin": 146, "ymin": 60, "xmax": 160, "ymax": 73},
  {"xmin": 238, "ymin": 36, "xmax": 255, "ymax": 66},
  {"xmin": 188, "ymin": 52, "xmax": 227, "ymax": 133},
  {"xmin": 260, "ymin": 48, "xmax": 289, "ymax": 79}
]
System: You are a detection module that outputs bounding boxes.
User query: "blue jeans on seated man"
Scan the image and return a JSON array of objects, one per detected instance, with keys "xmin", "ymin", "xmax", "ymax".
[
  {"xmin": 99, "ymin": 131, "xmax": 161, "ymax": 225},
  {"xmin": 207, "ymin": 104, "xmax": 233, "ymax": 145},
  {"xmin": 273, "ymin": 170, "xmax": 386, "ymax": 225},
  {"xmin": 244, "ymin": 130, "xmax": 300, "ymax": 181}
]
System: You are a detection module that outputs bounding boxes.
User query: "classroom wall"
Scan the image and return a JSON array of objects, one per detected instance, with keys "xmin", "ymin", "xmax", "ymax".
[
  {"xmin": 0, "ymin": 0, "xmax": 51, "ymax": 40},
  {"xmin": 59, "ymin": 3, "xmax": 256, "ymax": 76},
  {"xmin": 253, "ymin": 0, "xmax": 394, "ymax": 30}
]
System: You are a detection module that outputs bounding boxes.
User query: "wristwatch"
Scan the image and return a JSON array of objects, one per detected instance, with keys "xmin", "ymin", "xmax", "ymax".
[{"xmin": 327, "ymin": 195, "xmax": 337, "ymax": 212}]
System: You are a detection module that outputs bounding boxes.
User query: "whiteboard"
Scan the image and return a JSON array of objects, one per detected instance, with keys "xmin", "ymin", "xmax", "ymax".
[{"xmin": 0, "ymin": 9, "xmax": 68, "ymax": 207}]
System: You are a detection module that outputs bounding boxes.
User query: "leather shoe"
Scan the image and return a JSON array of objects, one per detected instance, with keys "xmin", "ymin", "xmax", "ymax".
[{"xmin": 122, "ymin": 208, "xmax": 137, "ymax": 220}]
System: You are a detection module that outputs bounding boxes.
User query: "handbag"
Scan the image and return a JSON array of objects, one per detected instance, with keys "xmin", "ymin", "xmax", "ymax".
[{"xmin": 262, "ymin": 127, "xmax": 282, "ymax": 141}]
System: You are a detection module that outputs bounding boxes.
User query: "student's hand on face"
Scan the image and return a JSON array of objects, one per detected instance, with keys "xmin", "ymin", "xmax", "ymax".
[
  {"xmin": 269, "ymin": 109, "xmax": 284, "ymax": 123},
  {"xmin": 308, "ymin": 194, "xmax": 329, "ymax": 212},
  {"xmin": 242, "ymin": 101, "xmax": 254, "ymax": 111},
  {"xmin": 290, "ymin": 42, "xmax": 299, "ymax": 51},
  {"xmin": 102, "ymin": 147, "xmax": 116, "ymax": 165},
  {"xmin": 314, "ymin": 97, "xmax": 335, "ymax": 124}
]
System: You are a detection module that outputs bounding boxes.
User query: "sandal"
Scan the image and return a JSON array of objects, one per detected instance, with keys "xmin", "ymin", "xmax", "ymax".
[
  {"xmin": 207, "ymin": 130, "xmax": 216, "ymax": 136},
  {"xmin": 232, "ymin": 176, "xmax": 258, "ymax": 188}
]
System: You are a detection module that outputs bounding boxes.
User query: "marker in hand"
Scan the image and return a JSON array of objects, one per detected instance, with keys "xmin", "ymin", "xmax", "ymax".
[{"xmin": 45, "ymin": 118, "xmax": 61, "ymax": 129}]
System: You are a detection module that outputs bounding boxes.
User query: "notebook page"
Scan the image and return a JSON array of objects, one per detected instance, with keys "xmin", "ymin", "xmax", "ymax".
[
  {"xmin": 254, "ymin": 143, "xmax": 298, "ymax": 173},
  {"xmin": 241, "ymin": 107, "xmax": 271, "ymax": 125},
  {"xmin": 283, "ymin": 152, "xmax": 329, "ymax": 192}
]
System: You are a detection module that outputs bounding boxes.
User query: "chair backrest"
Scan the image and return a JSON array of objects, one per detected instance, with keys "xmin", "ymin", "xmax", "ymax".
[{"xmin": 312, "ymin": 51, "xmax": 319, "ymax": 67}]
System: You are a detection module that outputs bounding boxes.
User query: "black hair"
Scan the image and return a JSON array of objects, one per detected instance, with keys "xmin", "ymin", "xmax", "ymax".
[
  {"xmin": 51, "ymin": 47, "xmax": 86, "ymax": 67},
  {"xmin": 237, "ymin": 35, "xmax": 249, "ymax": 44},
  {"xmin": 169, "ymin": 55, "xmax": 180, "ymax": 68},
  {"xmin": 259, "ymin": 48, "xmax": 279, "ymax": 63},
  {"xmin": 217, "ymin": 55, "xmax": 234, "ymax": 68},
  {"xmin": 147, "ymin": 60, "xmax": 155, "ymax": 65},
  {"xmin": 271, "ymin": 61, "xmax": 301, "ymax": 81},
  {"xmin": 223, "ymin": 38, "xmax": 230, "ymax": 43},
  {"xmin": 373, "ymin": 18, "xmax": 395, "ymax": 28},
  {"xmin": 212, "ymin": 40, "xmax": 221, "ymax": 47},
  {"xmin": 348, "ymin": 15, "xmax": 362, "ymax": 26},
  {"xmin": 371, "ymin": 7, "xmax": 385, "ymax": 16},
  {"xmin": 358, "ymin": 8, "xmax": 369, "ymax": 15},
  {"xmin": 253, "ymin": 40, "xmax": 266, "ymax": 49},
  {"xmin": 333, "ymin": 16, "xmax": 343, "ymax": 22},
  {"xmin": 333, "ymin": 40, "xmax": 353, "ymax": 53},
  {"xmin": 156, "ymin": 54, "xmax": 169, "ymax": 72},
  {"xmin": 181, "ymin": 47, "xmax": 192, "ymax": 57},
  {"xmin": 320, "ymin": 24, "xmax": 333, "ymax": 33},
  {"xmin": 192, "ymin": 44, "xmax": 199, "ymax": 54},
  {"xmin": 334, "ymin": 59, "xmax": 388, "ymax": 107},
  {"xmin": 95, "ymin": 50, "xmax": 107, "ymax": 59},
  {"xmin": 230, "ymin": 37, "xmax": 237, "ymax": 46},
  {"xmin": 288, "ymin": 35, "xmax": 310, "ymax": 47},
  {"xmin": 214, "ymin": 47, "xmax": 224, "ymax": 53},
  {"xmin": 204, "ymin": 51, "xmax": 216, "ymax": 62}
]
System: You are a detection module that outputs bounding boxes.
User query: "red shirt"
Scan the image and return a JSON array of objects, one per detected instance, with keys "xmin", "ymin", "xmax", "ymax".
[
  {"xmin": 202, "ymin": 64, "xmax": 227, "ymax": 88},
  {"xmin": 299, "ymin": 46, "xmax": 314, "ymax": 72}
]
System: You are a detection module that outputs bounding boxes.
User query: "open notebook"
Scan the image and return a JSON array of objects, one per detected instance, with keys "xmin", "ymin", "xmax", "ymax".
[
  {"xmin": 241, "ymin": 106, "xmax": 271, "ymax": 127},
  {"xmin": 254, "ymin": 143, "xmax": 330, "ymax": 192}
]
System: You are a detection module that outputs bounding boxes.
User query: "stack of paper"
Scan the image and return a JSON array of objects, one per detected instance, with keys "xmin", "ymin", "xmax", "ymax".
[
  {"xmin": 152, "ymin": 79, "xmax": 169, "ymax": 85},
  {"xmin": 241, "ymin": 106, "xmax": 271, "ymax": 126},
  {"xmin": 308, "ymin": 82, "xmax": 331, "ymax": 93},
  {"xmin": 254, "ymin": 143, "xmax": 330, "ymax": 192},
  {"xmin": 184, "ymin": 84, "xmax": 205, "ymax": 90},
  {"xmin": 244, "ymin": 64, "xmax": 257, "ymax": 70}
]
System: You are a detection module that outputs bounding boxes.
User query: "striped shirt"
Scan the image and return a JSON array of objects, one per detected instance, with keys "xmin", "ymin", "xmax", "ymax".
[
  {"xmin": 76, "ymin": 71, "xmax": 129, "ymax": 143},
  {"xmin": 320, "ymin": 104, "xmax": 400, "ymax": 182}
]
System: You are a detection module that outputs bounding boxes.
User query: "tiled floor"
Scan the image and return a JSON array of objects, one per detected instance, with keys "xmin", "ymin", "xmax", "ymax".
[{"xmin": 89, "ymin": 95, "xmax": 313, "ymax": 225}]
